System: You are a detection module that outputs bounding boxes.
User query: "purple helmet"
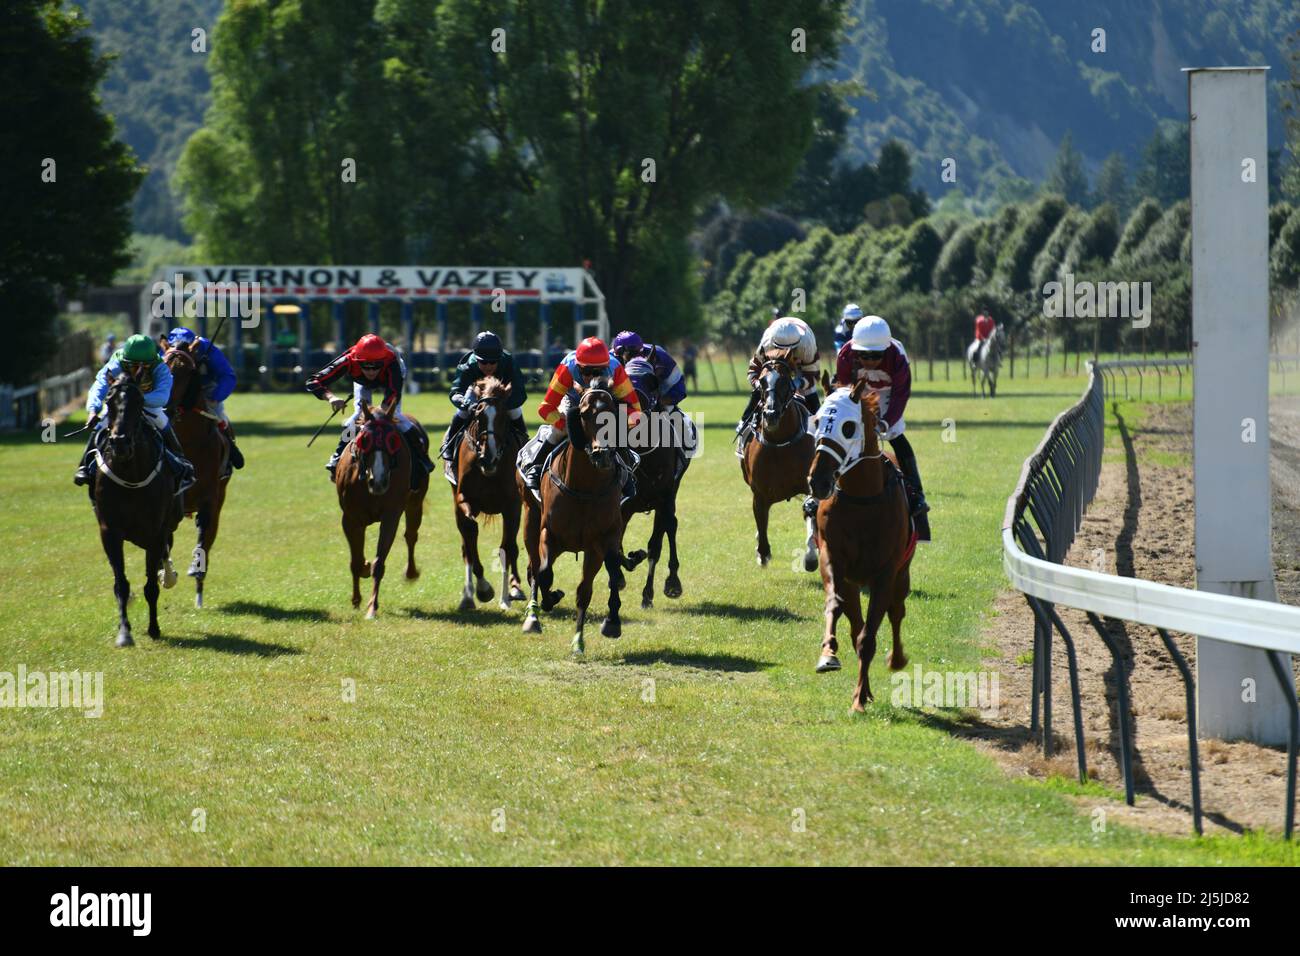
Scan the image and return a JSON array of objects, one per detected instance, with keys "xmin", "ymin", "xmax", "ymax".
[{"xmin": 611, "ymin": 330, "xmax": 643, "ymax": 357}]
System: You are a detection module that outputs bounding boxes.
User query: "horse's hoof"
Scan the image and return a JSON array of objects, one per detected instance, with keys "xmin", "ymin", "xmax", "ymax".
[
  {"xmin": 498, "ymin": 599, "xmax": 512, "ymax": 612},
  {"xmin": 148, "ymin": 625, "xmax": 161, "ymax": 640},
  {"xmin": 405, "ymin": 567, "xmax": 420, "ymax": 580},
  {"xmin": 458, "ymin": 594, "xmax": 475, "ymax": 611},
  {"xmin": 116, "ymin": 631, "xmax": 133, "ymax": 648},
  {"xmin": 361, "ymin": 562, "xmax": 372, "ymax": 579},
  {"xmin": 522, "ymin": 614, "xmax": 542, "ymax": 634},
  {"xmin": 641, "ymin": 595, "xmax": 653, "ymax": 610},
  {"xmin": 195, "ymin": 592, "xmax": 203, "ymax": 609},
  {"xmin": 851, "ymin": 701, "xmax": 867, "ymax": 714},
  {"xmin": 663, "ymin": 578, "xmax": 682, "ymax": 599},
  {"xmin": 351, "ymin": 596, "xmax": 362, "ymax": 609},
  {"xmin": 802, "ymin": 550, "xmax": 819, "ymax": 573},
  {"xmin": 509, "ymin": 586, "xmax": 527, "ymax": 601},
  {"xmin": 600, "ymin": 617, "xmax": 621, "ymax": 639},
  {"xmin": 816, "ymin": 654, "xmax": 841, "ymax": 673},
  {"xmin": 476, "ymin": 580, "xmax": 495, "ymax": 602},
  {"xmin": 365, "ymin": 607, "xmax": 377, "ymax": 620},
  {"xmin": 571, "ymin": 634, "xmax": 585, "ymax": 655},
  {"xmin": 887, "ymin": 651, "xmax": 908, "ymax": 671},
  {"xmin": 542, "ymin": 590, "xmax": 565, "ymax": 612},
  {"xmin": 159, "ymin": 567, "xmax": 178, "ymax": 589},
  {"xmin": 757, "ymin": 553, "xmax": 770, "ymax": 567}
]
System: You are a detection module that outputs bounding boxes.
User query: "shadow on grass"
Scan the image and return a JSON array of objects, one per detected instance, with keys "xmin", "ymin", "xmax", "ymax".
[
  {"xmin": 673, "ymin": 600, "xmax": 801, "ymax": 623},
  {"xmin": 617, "ymin": 649, "xmax": 772, "ymax": 672},
  {"xmin": 401, "ymin": 606, "xmax": 520, "ymax": 627},
  {"xmin": 220, "ymin": 600, "xmax": 332, "ymax": 622},
  {"xmin": 158, "ymin": 632, "xmax": 303, "ymax": 657}
]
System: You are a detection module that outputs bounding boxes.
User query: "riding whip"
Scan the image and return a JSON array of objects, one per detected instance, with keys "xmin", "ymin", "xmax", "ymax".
[{"xmin": 307, "ymin": 406, "xmax": 340, "ymax": 447}]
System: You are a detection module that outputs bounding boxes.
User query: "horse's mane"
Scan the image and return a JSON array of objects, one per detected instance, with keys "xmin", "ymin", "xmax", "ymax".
[{"xmin": 475, "ymin": 375, "xmax": 507, "ymax": 400}]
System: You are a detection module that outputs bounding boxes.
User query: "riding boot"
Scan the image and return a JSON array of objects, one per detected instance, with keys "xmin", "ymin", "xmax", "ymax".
[
  {"xmin": 525, "ymin": 436, "xmax": 560, "ymax": 492},
  {"xmin": 618, "ymin": 449, "xmax": 639, "ymax": 503},
  {"xmin": 408, "ymin": 431, "xmax": 435, "ymax": 477},
  {"xmin": 221, "ymin": 421, "xmax": 245, "ymax": 469},
  {"xmin": 734, "ymin": 387, "xmax": 761, "ymax": 435},
  {"xmin": 73, "ymin": 429, "xmax": 98, "ymax": 486},
  {"xmin": 326, "ymin": 434, "xmax": 348, "ymax": 478},
  {"xmin": 161, "ymin": 423, "xmax": 196, "ymax": 494},
  {"xmin": 439, "ymin": 416, "xmax": 468, "ymax": 461},
  {"xmin": 894, "ymin": 448, "xmax": 929, "ymax": 517}
]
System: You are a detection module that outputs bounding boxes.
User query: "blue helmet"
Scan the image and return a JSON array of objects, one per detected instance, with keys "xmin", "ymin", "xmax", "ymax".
[{"xmin": 167, "ymin": 327, "xmax": 198, "ymax": 347}]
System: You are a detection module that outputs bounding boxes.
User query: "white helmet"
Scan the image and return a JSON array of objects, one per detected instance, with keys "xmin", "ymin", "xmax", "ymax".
[
  {"xmin": 768, "ymin": 316, "xmax": 807, "ymax": 350},
  {"xmin": 850, "ymin": 315, "xmax": 892, "ymax": 352},
  {"xmin": 842, "ymin": 303, "xmax": 864, "ymax": 321}
]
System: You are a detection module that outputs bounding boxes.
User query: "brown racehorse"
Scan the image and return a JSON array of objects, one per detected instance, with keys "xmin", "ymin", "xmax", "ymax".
[
  {"xmin": 335, "ymin": 399, "xmax": 428, "ymax": 618},
  {"xmin": 90, "ymin": 375, "xmax": 183, "ymax": 646},
  {"xmin": 740, "ymin": 352, "xmax": 818, "ymax": 570},
  {"xmin": 516, "ymin": 381, "xmax": 644, "ymax": 654},
  {"xmin": 451, "ymin": 376, "xmax": 527, "ymax": 611},
  {"xmin": 620, "ymin": 383, "xmax": 690, "ymax": 608},
  {"xmin": 164, "ymin": 345, "xmax": 229, "ymax": 608},
  {"xmin": 807, "ymin": 377, "xmax": 915, "ymax": 712}
]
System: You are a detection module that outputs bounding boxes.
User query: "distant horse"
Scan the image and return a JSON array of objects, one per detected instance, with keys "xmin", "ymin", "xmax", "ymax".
[
  {"xmin": 516, "ymin": 381, "xmax": 645, "ymax": 654},
  {"xmin": 90, "ymin": 375, "xmax": 183, "ymax": 646},
  {"xmin": 807, "ymin": 382, "xmax": 915, "ymax": 712},
  {"xmin": 621, "ymin": 376, "xmax": 691, "ymax": 608},
  {"xmin": 164, "ymin": 345, "xmax": 229, "ymax": 608},
  {"xmin": 968, "ymin": 324, "xmax": 1002, "ymax": 398},
  {"xmin": 450, "ymin": 376, "xmax": 527, "ymax": 611},
  {"xmin": 335, "ymin": 400, "xmax": 428, "ymax": 618},
  {"xmin": 739, "ymin": 352, "xmax": 818, "ymax": 570}
]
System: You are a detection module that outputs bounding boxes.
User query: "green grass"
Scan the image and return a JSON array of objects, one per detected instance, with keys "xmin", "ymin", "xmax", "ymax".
[{"xmin": 1, "ymin": 371, "xmax": 1295, "ymax": 865}]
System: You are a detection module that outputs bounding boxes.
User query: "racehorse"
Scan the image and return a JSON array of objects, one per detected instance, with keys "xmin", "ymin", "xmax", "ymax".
[
  {"xmin": 621, "ymin": 378, "xmax": 690, "ymax": 608},
  {"xmin": 516, "ymin": 380, "xmax": 645, "ymax": 654},
  {"xmin": 807, "ymin": 381, "xmax": 915, "ymax": 712},
  {"xmin": 450, "ymin": 376, "xmax": 527, "ymax": 611},
  {"xmin": 739, "ymin": 352, "xmax": 818, "ymax": 571},
  {"xmin": 968, "ymin": 324, "xmax": 1002, "ymax": 398},
  {"xmin": 164, "ymin": 345, "xmax": 229, "ymax": 608},
  {"xmin": 335, "ymin": 399, "xmax": 428, "ymax": 618},
  {"xmin": 90, "ymin": 375, "xmax": 183, "ymax": 646}
]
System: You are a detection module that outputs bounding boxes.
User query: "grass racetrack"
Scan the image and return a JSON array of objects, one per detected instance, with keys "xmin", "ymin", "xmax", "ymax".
[{"xmin": 1, "ymin": 371, "xmax": 1294, "ymax": 865}]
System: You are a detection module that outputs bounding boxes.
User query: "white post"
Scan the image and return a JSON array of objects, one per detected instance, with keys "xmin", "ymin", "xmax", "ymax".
[{"xmin": 1187, "ymin": 67, "xmax": 1293, "ymax": 743}]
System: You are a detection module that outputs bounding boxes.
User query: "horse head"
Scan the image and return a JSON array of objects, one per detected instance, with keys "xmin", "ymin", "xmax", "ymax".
[
  {"xmin": 576, "ymin": 378, "xmax": 618, "ymax": 471},
  {"xmin": 808, "ymin": 379, "xmax": 881, "ymax": 500},
  {"xmin": 105, "ymin": 373, "xmax": 145, "ymax": 460},
  {"xmin": 758, "ymin": 352, "xmax": 797, "ymax": 430},
  {"xmin": 164, "ymin": 345, "xmax": 201, "ymax": 416},
  {"xmin": 466, "ymin": 376, "xmax": 512, "ymax": 475},
  {"xmin": 354, "ymin": 400, "xmax": 404, "ymax": 496}
]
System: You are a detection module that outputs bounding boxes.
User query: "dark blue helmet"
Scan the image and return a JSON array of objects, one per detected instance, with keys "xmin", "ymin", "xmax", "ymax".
[{"xmin": 472, "ymin": 331, "xmax": 503, "ymax": 363}]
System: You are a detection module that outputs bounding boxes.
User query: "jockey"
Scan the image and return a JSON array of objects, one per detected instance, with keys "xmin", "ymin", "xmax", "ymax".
[
  {"xmin": 74, "ymin": 332, "xmax": 195, "ymax": 493},
  {"xmin": 518, "ymin": 336, "xmax": 643, "ymax": 498},
  {"xmin": 440, "ymin": 330, "xmax": 530, "ymax": 463},
  {"xmin": 306, "ymin": 332, "xmax": 435, "ymax": 480},
  {"xmin": 610, "ymin": 329, "xmax": 695, "ymax": 462},
  {"xmin": 833, "ymin": 303, "xmax": 864, "ymax": 352},
  {"xmin": 164, "ymin": 327, "xmax": 244, "ymax": 470},
  {"xmin": 735, "ymin": 314, "xmax": 821, "ymax": 439},
  {"xmin": 966, "ymin": 313, "xmax": 996, "ymax": 364},
  {"xmin": 834, "ymin": 315, "xmax": 930, "ymax": 538}
]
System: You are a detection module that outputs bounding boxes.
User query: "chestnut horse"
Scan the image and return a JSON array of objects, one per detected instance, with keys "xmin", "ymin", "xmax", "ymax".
[
  {"xmin": 164, "ymin": 345, "xmax": 229, "ymax": 608},
  {"xmin": 807, "ymin": 378, "xmax": 915, "ymax": 712},
  {"xmin": 451, "ymin": 376, "xmax": 527, "ymax": 611},
  {"xmin": 335, "ymin": 400, "xmax": 427, "ymax": 617},
  {"xmin": 516, "ymin": 381, "xmax": 644, "ymax": 654},
  {"xmin": 739, "ymin": 352, "xmax": 818, "ymax": 570},
  {"xmin": 90, "ymin": 375, "xmax": 183, "ymax": 646},
  {"xmin": 620, "ymin": 382, "xmax": 690, "ymax": 608}
]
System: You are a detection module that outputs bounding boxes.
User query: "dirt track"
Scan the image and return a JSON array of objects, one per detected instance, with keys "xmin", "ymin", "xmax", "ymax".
[{"xmin": 965, "ymin": 397, "xmax": 1300, "ymax": 837}]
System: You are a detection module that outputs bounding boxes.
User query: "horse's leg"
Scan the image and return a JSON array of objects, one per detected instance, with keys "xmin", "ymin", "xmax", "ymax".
[
  {"xmin": 366, "ymin": 512, "xmax": 400, "ymax": 620},
  {"xmin": 802, "ymin": 500, "xmax": 819, "ymax": 573},
  {"xmin": 662, "ymin": 492, "xmax": 683, "ymax": 599},
  {"xmin": 752, "ymin": 494, "xmax": 772, "ymax": 567},
  {"xmin": 521, "ymin": 504, "xmax": 544, "ymax": 633},
  {"xmin": 190, "ymin": 502, "xmax": 208, "ymax": 608},
  {"xmin": 601, "ymin": 548, "xmax": 623, "ymax": 639},
  {"xmin": 886, "ymin": 563, "xmax": 910, "ymax": 671},
  {"xmin": 853, "ymin": 571, "xmax": 895, "ymax": 712},
  {"xmin": 641, "ymin": 508, "xmax": 663, "ymax": 609},
  {"xmin": 144, "ymin": 540, "xmax": 163, "ymax": 640},
  {"xmin": 343, "ymin": 514, "xmax": 368, "ymax": 609},
  {"xmin": 503, "ymin": 499, "xmax": 526, "ymax": 605},
  {"xmin": 455, "ymin": 502, "xmax": 481, "ymax": 611},
  {"xmin": 537, "ymin": 527, "xmax": 564, "ymax": 613},
  {"xmin": 404, "ymin": 491, "xmax": 423, "ymax": 580},
  {"xmin": 101, "ymin": 528, "xmax": 133, "ymax": 647},
  {"xmin": 571, "ymin": 546, "xmax": 604, "ymax": 656},
  {"xmin": 821, "ymin": 561, "xmax": 858, "ymax": 673}
]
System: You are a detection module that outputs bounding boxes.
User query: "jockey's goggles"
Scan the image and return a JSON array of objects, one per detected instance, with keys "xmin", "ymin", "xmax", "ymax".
[
  {"xmin": 856, "ymin": 350, "xmax": 886, "ymax": 361},
  {"xmin": 578, "ymin": 365, "xmax": 605, "ymax": 379},
  {"xmin": 359, "ymin": 361, "xmax": 383, "ymax": 372}
]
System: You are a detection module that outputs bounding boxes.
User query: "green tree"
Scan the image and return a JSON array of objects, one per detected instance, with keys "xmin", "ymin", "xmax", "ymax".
[
  {"xmin": 0, "ymin": 0, "xmax": 143, "ymax": 385},
  {"xmin": 1135, "ymin": 123, "xmax": 1190, "ymax": 207},
  {"xmin": 1282, "ymin": 29, "xmax": 1300, "ymax": 202},
  {"xmin": 1044, "ymin": 132, "xmax": 1090, "ymax": 208},
  {"xmin": 1092, "ymin": 153, "xmax": 1132, "ymax": 218}
]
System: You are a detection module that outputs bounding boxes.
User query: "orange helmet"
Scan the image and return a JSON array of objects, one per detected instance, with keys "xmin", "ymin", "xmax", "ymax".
[
  {"xmin": 353, "ymin": 333, "xmax": 390, "ymax": 363},
  {"xmin": 574, "ymin": 337, "xmax": 609, "ymax": 366}
]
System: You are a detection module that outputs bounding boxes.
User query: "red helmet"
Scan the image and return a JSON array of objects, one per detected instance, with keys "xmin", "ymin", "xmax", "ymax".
[
  {"xmin": 353, "ymin": 334, "xmax": 390, "ymax": 363},
  {"xmin": 574, "ymin": 336, "xmax": 609, "ymax": 366}
]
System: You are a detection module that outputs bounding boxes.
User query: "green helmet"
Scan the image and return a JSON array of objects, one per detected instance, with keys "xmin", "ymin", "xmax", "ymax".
[{"xmin": 120, "ymin": 333, "xmax": 158, "ymax": 365}]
